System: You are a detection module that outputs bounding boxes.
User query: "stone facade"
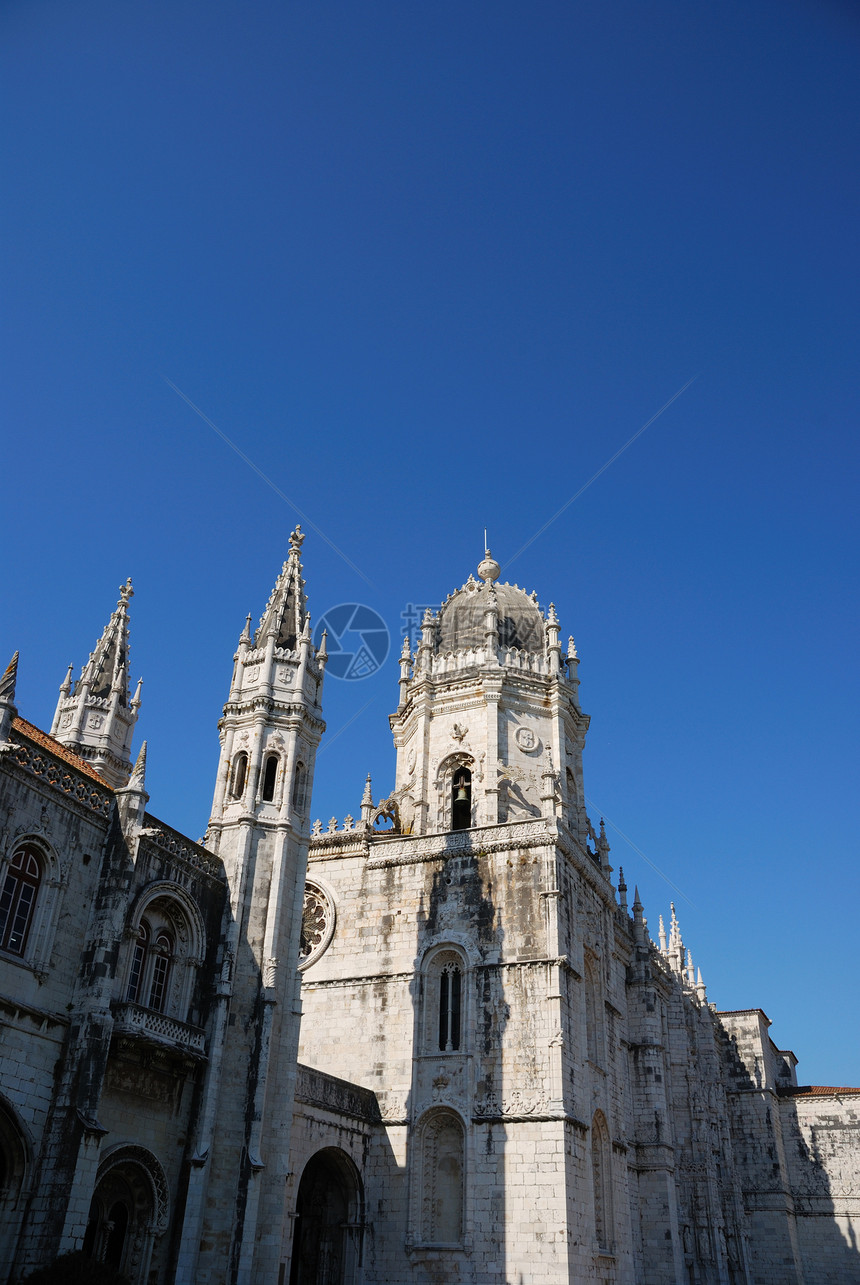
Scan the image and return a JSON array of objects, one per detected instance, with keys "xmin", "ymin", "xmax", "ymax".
[{"xmin": 0, "ymin": 541, "xmax": 857, "ymax": 1284}]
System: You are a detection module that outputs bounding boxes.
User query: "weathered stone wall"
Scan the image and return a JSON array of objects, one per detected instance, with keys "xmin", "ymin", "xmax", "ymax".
[{"xmin": 781, "ymin": 1089, "xmax": 860, "ymax": 1285}]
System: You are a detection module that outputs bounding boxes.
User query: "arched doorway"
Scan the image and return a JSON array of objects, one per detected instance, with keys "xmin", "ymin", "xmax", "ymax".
[
  {"xmin": 0, "ymin": 1100, "xmax": 29, "ymax": 1282},
  {"xmin": 84, "ymin": 1146, "xmax": 169, "ymax": 1283},
  {"xmin": 289, "ymin": 1148, "xmax": 363, "ymax": 1285}
]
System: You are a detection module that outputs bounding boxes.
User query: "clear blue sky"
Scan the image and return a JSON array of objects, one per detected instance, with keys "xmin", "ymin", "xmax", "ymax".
[{"xmin": 2, "ymin": 0, "xmax": 858, "ymax": 1083}]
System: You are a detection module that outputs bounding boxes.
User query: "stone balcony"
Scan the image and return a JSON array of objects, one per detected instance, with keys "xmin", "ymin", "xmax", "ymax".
[{"xmin": 112, "ymin": 1001, "xmax": 207, "ymax": 1058}]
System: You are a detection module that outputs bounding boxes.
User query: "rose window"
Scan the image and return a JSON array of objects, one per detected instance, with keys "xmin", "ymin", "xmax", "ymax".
[{"xmin": 298, "ymin": 882, "xmax": 335, "ymax": 970}]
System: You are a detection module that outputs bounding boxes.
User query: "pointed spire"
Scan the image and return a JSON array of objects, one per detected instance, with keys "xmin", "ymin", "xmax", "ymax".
[
  {"xmin": 51, "ymin": 579, "xmax": 140, "ymax": 786},
  {"xmin": 360, "ymin": 773, "xmax": 375, "ymax": 827},
  {"xmin": 658, "ymin": 914, "xmax": 667, "ymax": 953},
  {"xmin": 77, "ymin": 579, "xmax": 134, "ymax": 705},
  {"xmin": 0, "ymin": 651, "xmax": 19, "ymax": 742},
  {"xmin": 51, "ymin": 663, "xmax": 74, "ymax": 735},
  {"xmin": 632, "ymin": 886, "xmax": 645, "ymax": 945},
  {"xmin": 255, "ymin": 527, "xmax": 308, "ymax": 650},
  {"xmin": 129, "ymin": 740, "xmax": 147, "ymax": 789},
  {"xmin": 131, "ymin": 677, "xmax": 143, "ymax": 709},
  {"xmin": 240, "ymin": 613, "xmax": 253, "ymax": 644},
  {"xmin": 696, "ymin": 967, "xmax": 707, "ymax": 1003},
  {"xmin": 668, "ymin": 902, "xmax": 685, "ymax": 973},
  {"xmin": 117, "ymin": 738, "xmax": 149, "ymax": 832},
  {"xmin": 0, "ymin": 652, "xmax": 19, "ymax": 704},
  {"xmin": 567, "ymin": 635, "xmax": 578, "ymax": 661},
  {"xmin": 317, "ymin": 629, "xmax": 328, "ymax": 664},
  {"xmin": 617, "ymin": 866, "xmax": 628, "ymax": 913},
  {"xmin": 546, "ymin": 603, "xmax": 561, "ymax": 666}
]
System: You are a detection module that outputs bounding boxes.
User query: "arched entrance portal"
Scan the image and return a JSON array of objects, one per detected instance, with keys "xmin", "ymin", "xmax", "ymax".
[
  {"xmin": 289, "ymin": 1148, "xmax": 363, "ymax": 1285},
  {"xmin": 83, "ymin": 1146, "xmax": 169, "ymax": 1283}
]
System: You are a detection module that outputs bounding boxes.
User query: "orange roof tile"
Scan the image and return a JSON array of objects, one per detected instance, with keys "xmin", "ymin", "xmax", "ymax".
[
  {"xmin": 12, "ymin": 717, "xmax": 113, "ymax": 787},
  {"xmin": 779, "ymin": 1085, "xmax": 860, "ymax": 1098}
]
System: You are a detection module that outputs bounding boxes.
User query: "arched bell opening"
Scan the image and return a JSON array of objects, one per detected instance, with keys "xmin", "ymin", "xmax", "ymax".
[
  {"xmin": 288, "ymin": 1147, "xmax": 363, "ymax": 1285},
  {"xmin": 451, "ymin": 768, "xmax": 472, "ymax": 831}
]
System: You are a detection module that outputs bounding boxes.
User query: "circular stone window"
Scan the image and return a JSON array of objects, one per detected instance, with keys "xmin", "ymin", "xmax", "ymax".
[{"xmin": 298, "ymin": 880, "xmax": 336, "ymax": 970}]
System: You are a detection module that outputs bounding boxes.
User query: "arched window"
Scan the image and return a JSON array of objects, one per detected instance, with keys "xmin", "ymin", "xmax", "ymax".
[
  {"xmin": 424, "ymin": 948, "xmax": 467, "ymax": 1055},
  {"xmin": 148, "ymin": 931, "xmax": 173, "ymax": 1013},
  {"xmin": 417, "ymin": 1110, "xmax": 465, "ymax": 1246},
  {"xmin": 231, "ymin": 752, "xmax": 248, "ymax": 799},
  {"xmin": 451, "ymin": 768, "xmax": 471, "ymax": 831},
  {"xmin": 122, "ymin": 888, "xmax": 204, "ymax": 1024},
  {"xmin": 292, "ymin": 761, "xmax": 307, "ymax": 813},
  {"xmin": 591, "ymin": 1110, "xmax": 612, "ymax": 1252},
  {"xmin": 584, "ymin": 952, "xmax": 603, "ymax": 1067},
  {"xmin": 0, "ymin": 847, "xmax": 42, "ymax": 956},
  {"xmin": 125, "ymin": 923, "xmax": 149, "ymax": 1003},
  {"xmin": 439, "ymin": 960, "xmax": 462, "ymax": 1052},
  {"xmin": 262, "ymin": 754, "xmax": 278, "ymax": 802},
  {"xmin": 0, "ymin": 1100, "xmax": 30, "ymax": 1282},
  {"xmin": 125, "ymin": 918, "xmax": 174, "ymax": 1013}
]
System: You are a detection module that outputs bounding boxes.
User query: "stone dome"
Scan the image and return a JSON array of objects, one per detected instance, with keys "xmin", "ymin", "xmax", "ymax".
[{"xmin": 436, "ymin": 579, "xmax": 546, "ymax": 655}]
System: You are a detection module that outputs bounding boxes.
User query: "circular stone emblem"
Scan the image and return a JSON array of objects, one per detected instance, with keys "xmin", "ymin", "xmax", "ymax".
[
  {"xmin": 298, "ymin": 881, "xmax": 336, "ymax": 970},
  {"xmin": 406, "ymin": 746, "xmax": 417, "ymax": 775},
  {"xmin": 514, "ymin": 725, "xmax": 541, "ymax": 754}
]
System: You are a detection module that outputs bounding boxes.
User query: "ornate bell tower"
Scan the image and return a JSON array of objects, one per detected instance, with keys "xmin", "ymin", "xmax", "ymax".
[
  {"xmin": 188, "ymin": 528, "xmax": 328, "ymax": 1285},
  {"xmin": 295, "ymin": 551, "xmax": 624, "ymax": 1285},
  {"xmin": 388, "ymin": 547, "xmax": 592, "ymax": 848}
]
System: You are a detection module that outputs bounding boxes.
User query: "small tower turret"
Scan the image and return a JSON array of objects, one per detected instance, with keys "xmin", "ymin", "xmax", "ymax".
[{"xmin": 51, "ymin": 579, "xmax": 141, "ymax": 787}]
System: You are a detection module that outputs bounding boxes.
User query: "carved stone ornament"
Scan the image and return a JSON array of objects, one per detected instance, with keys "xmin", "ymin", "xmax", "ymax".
[
  {"xmin": 298, "ymin": 880, "xmax": 336, "ymax": 971},
  {"xmin": 406, "ymin": 746, "xmax": 417, "ymax": 776},
  {"xmin": 515, "ymin": 725, "xmax": 541, "ymax": 754}
]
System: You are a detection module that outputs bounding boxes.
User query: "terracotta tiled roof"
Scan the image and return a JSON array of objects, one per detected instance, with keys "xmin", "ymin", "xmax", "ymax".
[
  {"xmin": 778, "ymin": 1085, "xmax": 860, "ymax": 1098},
  {"xmin": 11, "ymin": 717, "xmax": 112, "ymax": 787},
  {"xmin": 715, "ymin": 1008, "xmax": 771, "ymax": 1023}
]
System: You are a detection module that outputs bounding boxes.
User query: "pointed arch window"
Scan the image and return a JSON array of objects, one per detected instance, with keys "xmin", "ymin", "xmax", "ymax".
[
  {"xmin": 231, "ymin": 752, "xmax": 248, "ymax": 799},
  {"xmin": 424, "ymin": 948, "xmax": 467, "ymax": 1055},
  {"xmin": 262, "ymin": 754, "xmax": 278, "ymax": 802},
  {"xmin": 0, "ymin": 847, "xmax": 42, "ymax": 956},
  {"xmin": 438, "ymin": 961, "xmax": 462, "ymax": 1052}
]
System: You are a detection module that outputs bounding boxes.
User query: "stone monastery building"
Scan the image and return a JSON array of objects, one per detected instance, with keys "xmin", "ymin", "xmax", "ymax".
[{"xmin": 0, "ymin": 532, "xmax": 857, "ymax": 1285}]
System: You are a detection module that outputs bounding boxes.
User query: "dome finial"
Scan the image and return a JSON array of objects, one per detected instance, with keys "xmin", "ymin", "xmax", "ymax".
[{"xmin": 478, "ymin": 531, "xmax": 500, "ymax": 584}]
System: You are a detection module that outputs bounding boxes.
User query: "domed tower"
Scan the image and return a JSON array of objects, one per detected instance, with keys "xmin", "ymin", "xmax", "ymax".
[
  {"xmin": 294, "ymin": 552, "xmax": 630, "ymax": 1285},
  {"xmin": 389, "ymin": 549, "xmax": 590, "ymax": 846}
]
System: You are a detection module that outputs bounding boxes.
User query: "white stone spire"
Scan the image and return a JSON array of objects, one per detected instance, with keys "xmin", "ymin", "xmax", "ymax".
[
  {"xmin": 0, "ymin": 651, "xmax": 19, "ymax": 742},
  {"xmin": 255, "ymin": 526, "xmax": 308, "ymax": 649},
  {"xmin": 50, "ymin": 580, "xmax": 141, "ymax": 787}
]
